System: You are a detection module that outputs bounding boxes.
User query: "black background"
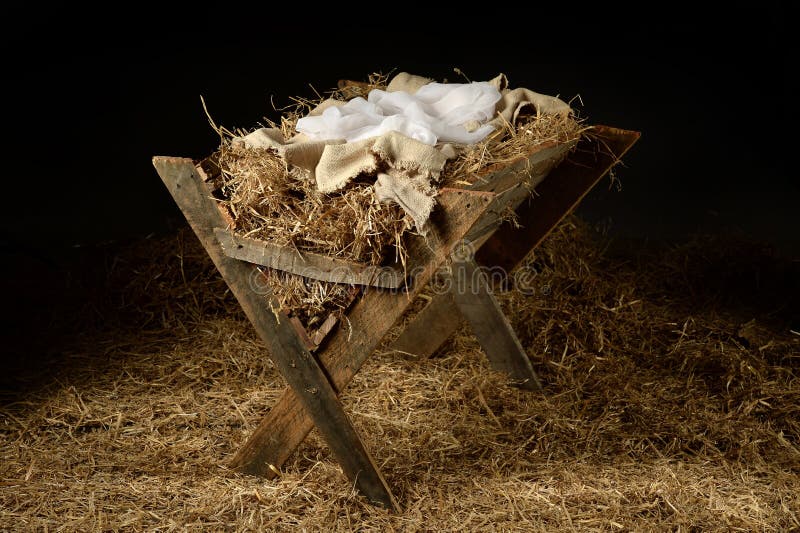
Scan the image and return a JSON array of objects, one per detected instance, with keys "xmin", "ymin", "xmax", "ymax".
[
  {"xmin": 0, "ymin": 2, "xmax": 793, "ymax": 351},
  {"xmin": 3, "ymin": 3, "xmax": 792, "ymax": 251}
]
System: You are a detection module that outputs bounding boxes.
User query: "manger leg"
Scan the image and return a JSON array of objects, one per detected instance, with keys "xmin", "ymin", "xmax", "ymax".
[
  {"xmin": 450, "ymin": 258, "xmax": 542, "ymax": 391},
  {"xmin": 256, "ymin": 333, "xmax": 399, "ymax": 511},
  {"xmin": 387, "ymin": 128, "xmax": 640, "ymax": 361},
  {"xmin": 389, "ymin": 292, "xmax": 462, "ymax": 357},
  {"xmin": 153, "ymin": 157, "xmax": 398, "ymax": 510},
  {"xmin": 228, "ymin": 290, "xmax": 413, "ymax": 482}
]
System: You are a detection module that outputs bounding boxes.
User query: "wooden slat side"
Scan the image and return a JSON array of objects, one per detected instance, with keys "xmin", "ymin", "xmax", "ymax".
[
  {"xmin": 464, "ymin": 141, "xmax": 576, "ymax": 247},
  {"xmin": 477, "ymin": 125, "xmax": 641, "ymax": 271},
  {"xmin": 214, "ymin": 229, "xmax": 403, "ymax": 289}
]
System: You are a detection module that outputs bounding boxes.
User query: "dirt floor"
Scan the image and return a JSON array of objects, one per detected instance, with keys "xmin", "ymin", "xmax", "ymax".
[{"xmin": 1, "ymin": 217, "xmax": 798, "ymax": 531}]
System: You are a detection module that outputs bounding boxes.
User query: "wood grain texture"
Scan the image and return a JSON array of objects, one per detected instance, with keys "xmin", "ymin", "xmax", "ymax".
[
  {"xmin": 450, "ymin": 259, "xmax": 541, "ymax": 390},
  {"xmin": 389, "ymin": 292, "xmax": 461, "ymax": 356},
  {"xmin": 230, "ymin": 188, "xmax": 495, "ymax": 479},
  {"xmin": 153, "ymin": 157, "xmax": 399, "ymax": 510},
  {"xmin": 477, "ymin": 125, "xmax": 641, "ymax": 270},
  {"xmin": 214, "ymin": 229, "xmax": 403, "ymax": 288}
]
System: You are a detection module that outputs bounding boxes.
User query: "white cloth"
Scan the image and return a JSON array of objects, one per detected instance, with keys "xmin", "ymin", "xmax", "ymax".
[{"xmin": 295, "ymin": 81, "xmax": 501, "ymax": 145}]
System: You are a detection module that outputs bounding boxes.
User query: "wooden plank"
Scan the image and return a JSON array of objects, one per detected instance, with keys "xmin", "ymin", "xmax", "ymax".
[
  {"xmin": 288, "ymin": 315, "xmax": 317, "ymax": 352},
  {"xmin": 463, "ymin": 140, "xmax": 576, "ymax": 246},
  {"xmin": 229, "ymin": 188, "xmax": 495, "ymax": 479},
  {"xmin": 390, "ymin": 292, "xmax": 461, "ymax": 356},
  {"xmin": 214, "ymin": 229, "xmax": 403, "ymax": 289},
  {"xmin": 311, "ymin": 314, "xmax": 339, "ymax": 346},
  {"xmin": 450, "ymin": 259, "xmax": 541, "ymax": 390},
  {"xmin": 153, "ymin": 156, "xmax": 400, "ymax": 510},
  {"xmin": 389, "ymin": 126, "xmax": 640, "ymax": 364},
  {"xmin": 477, "ymin": 125, "xmax": 641, "ymax": 270}
]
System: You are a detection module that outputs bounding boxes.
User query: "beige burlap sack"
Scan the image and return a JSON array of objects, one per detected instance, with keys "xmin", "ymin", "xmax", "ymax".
[
  {"xmin": 237, "ymin": 128, "xmax": 451, "ymax": 228},
  {"xmin": 374, "ymin": 171, "xmax": 436, "ymax": 232}
]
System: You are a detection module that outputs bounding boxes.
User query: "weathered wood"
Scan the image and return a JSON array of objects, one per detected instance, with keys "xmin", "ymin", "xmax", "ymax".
[
  {"xmin": 390, "ymin": 292, "xmax": 461, "ymax": 356},
  {"xmin": 464, "ymin": 140, "xmax": 576, "ymax": 246},
  {"xmin": 288, "ymin": 315, "xmax": 317, "ymax": 352},
  {"xmin": 391, "ymin": 126, "xmax": 640, "ymax": 364},
  {"xmin": 387, "ymin": 141, "xmax": 574, "ymax": 358},
  {"xmin": 311, "ymin": 314, "xmax": 339, "ymax": 346},
  {"xmin": 214, "ymin": 228, "xmax": 403, "ymax": 289},
  {"xmin": 450, "ymin": 258, "xmax": 541, "ymax": 390},
  {"xmin": 153, "ymin": 157, "xmax": 400, "ymax": 510},
  {"xmin": 477, "ymin": 125, "xmax": 641, "ymax": 270},
  {"xmin": 229, "ymin": 188, "xmax": 495, "ymax": 479}
]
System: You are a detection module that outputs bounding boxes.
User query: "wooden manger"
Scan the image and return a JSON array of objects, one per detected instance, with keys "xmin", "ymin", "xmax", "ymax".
[{"xmin": 153, "ymin": 83, "xmax": 639, "ymax": 510}]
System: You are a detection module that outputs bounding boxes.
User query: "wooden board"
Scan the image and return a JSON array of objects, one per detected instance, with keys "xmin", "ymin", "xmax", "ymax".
[
  {"xmin": 214, "ymin": 229, "xmax": 403, "ymax": 288},
  {"xmin": 450, "ymin": 258, "xmax": 541, "ymax": 390},
  {"xmin": 464, "ymin": 140, "xmax": 576, "ymax": 247}
]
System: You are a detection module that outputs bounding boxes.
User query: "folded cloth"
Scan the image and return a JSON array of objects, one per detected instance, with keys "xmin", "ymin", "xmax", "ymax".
[
  {"xmin": 234, "ymin": 128, "xmax": 336, "ymax": 172},
  {"xmin": 296, "ymin": 81, "xmax": 501, "ymax": 145},
  {"xmin": 315, "ymin": 131, "xmax": 450, "ymax": 194},
  {"xmin": 374, "ymin": 171, "xmax": 435, "ymax": 232}
]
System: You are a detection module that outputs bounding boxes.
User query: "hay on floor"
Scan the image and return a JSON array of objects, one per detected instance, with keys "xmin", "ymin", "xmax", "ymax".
[{"xmin": 1, "ymin": 216, "xmax": 798, "ymax": 530}]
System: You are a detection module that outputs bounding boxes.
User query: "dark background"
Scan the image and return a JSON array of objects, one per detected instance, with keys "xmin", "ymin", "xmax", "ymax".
[
  {"xmin": 0, "ymin": 3, "xmax": 793, "ymax": 356},
  {"xmin": 3, "ymin": 3, "xmax": 792, "ymax": 249}
]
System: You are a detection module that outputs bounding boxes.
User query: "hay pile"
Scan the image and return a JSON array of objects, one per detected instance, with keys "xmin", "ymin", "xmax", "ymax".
[
  {"xmin": 211, "ymin": 74, "xmax": 584, "ymax": 324},
  {"xmin": 2, "ymin": 217, "xmax": 798, "ymax": 530}
]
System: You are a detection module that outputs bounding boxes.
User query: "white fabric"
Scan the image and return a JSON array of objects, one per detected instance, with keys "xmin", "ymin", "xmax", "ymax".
[{"xmin": 295, "ymin": 81, "xmax": 502, "ymax": 146}]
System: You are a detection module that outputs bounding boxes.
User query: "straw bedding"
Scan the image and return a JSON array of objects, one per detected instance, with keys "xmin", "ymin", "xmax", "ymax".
[
  {"xmin": 212, "ymin": 75, "xmax": 584, "ymax": 324},
  {"xmin": 2, "ymin": 217, "xmax": 797, "ymax": 531}
]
